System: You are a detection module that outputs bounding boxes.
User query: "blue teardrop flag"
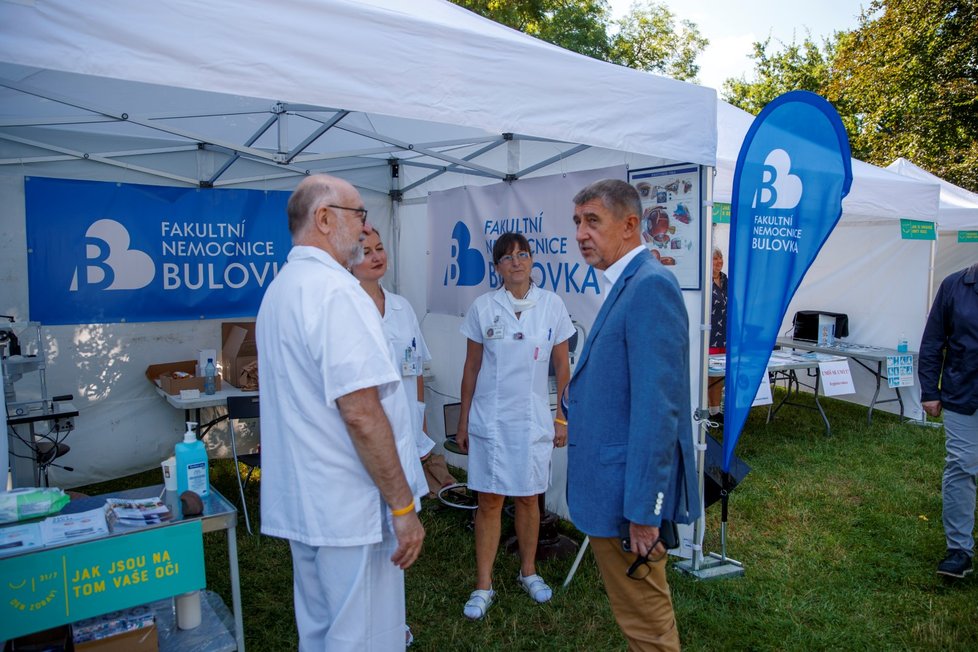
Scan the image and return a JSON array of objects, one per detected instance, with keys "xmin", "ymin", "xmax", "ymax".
[{"xmin": 723, "ymin": 91, "xmax": 852, "ymax": 472}]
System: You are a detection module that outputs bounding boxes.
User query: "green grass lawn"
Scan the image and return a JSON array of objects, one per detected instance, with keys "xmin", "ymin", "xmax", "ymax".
[{"xmin": 77, "ymin": 391, "xmax": 978, "ymax": 651}]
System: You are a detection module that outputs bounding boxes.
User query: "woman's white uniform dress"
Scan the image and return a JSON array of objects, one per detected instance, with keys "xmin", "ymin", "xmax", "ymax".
[
  {"xmin": 379, "ymin": 287, "xmax": 435, "ymax": 457},
  {"xmin": 460, "ymin": 285, "xmax": 574, "ymax": 496}
]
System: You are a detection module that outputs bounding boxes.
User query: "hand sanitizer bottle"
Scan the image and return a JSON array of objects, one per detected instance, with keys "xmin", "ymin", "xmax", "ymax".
[
  {"xmin": 175, "ymin": 421, "xmax": 210, "ymax": 497},
  {"xmin": 897, "ymin": 333, "xmax": 909, "ymax": 353}
]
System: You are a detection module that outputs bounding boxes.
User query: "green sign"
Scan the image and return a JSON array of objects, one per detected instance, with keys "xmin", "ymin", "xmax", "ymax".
[
  {"xmin": 0, "ymin": 521, "xmax": 204, "ymax": 640},
  {"xmin": 958, "ymin": 231, "xmax": 978, "ymax": 243},
  {"xmin": 713, "ymin": 202, "xmax": 731, "ymax": 223},
  {"xmin": 899, "ymin": 219, "xmax": 936, "ymax": 240}
]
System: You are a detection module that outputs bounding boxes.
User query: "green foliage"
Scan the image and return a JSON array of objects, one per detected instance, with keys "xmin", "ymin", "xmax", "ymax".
[
  {"xmin": 451, "ymin": 0, "xmax": 613, "ymax": 60},
  {"xmin": 724, "ymin": 0, "xmax": 978, "ymax": 193},
  {"xmin": 608, "ymin": 1, "xmax": 708, "ymax": 80},
  {"xmin": 449, "ymin": 0, "xmax": 708, "ymax": 80},
  {"xmin": 723, "ymin": 35, "xmax": 837, "ymax": 116},
  {"xmin": 826, "ymin": 0, "xmax": 978, "ymax": 192}
]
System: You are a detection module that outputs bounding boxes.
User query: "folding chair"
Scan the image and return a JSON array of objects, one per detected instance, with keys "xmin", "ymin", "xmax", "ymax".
[{"xmin": 226, "ymin": 395, "xmax": 261, "ymax": 534}]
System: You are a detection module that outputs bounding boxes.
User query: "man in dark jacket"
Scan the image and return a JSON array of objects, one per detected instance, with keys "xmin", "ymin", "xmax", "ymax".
[{"xmin": 919, "ymin": 262, "xmax": 978, "ymax": 578}]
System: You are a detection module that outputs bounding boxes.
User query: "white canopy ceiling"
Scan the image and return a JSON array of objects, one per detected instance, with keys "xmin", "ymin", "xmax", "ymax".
[
  {"xmin": 714, "ymin": 100, "xmax": 940, "ymax": 223},
  {"xmin": 0, "ymin": 0, "xmax": 717, "ymax": 195},
  {"xmin": 886, "ymin": 158, "xmax": 978, "ymax": 231}
]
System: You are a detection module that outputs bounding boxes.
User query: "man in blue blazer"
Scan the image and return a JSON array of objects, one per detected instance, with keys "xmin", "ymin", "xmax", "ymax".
[{"xmin": 566, "ymin": 179, "xmax": 700, "ymax": 651}]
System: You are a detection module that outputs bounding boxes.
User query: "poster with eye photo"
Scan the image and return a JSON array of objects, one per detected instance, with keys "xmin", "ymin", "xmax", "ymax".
[{"xmin": 629, "ymin": 164, "xmax": 702, "ymax": 290}]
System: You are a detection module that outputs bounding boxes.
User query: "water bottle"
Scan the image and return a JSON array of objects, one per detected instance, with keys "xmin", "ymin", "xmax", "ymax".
[
  {"xmin": 203, "ymin": 358, "xmax": 216, "ymax": 395},
  {"xmin": 897, "ymin": 333, "xmax": 909, "ymax": 353}
]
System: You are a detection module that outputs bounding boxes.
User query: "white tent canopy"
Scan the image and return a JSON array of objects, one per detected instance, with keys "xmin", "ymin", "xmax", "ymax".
[
  {"xmin": 886, "ymin": 158, "xmax": 978, "ymax": 232},
  {"xmin": 885, "ymin": 158, "xmax": 978, "ymax": 302},
  {"xmin": 712, "ymin": 101, "xmax": 943, "ymax": 421},
  {"xmin": 0, "ymin": 0, "xmax": 718, "ymax": 487}
]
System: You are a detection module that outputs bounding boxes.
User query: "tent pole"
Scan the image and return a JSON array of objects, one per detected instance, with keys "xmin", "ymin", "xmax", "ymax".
[{"xmin": 675, "ymin": 166, "xmax": 744, "ymax": 581}]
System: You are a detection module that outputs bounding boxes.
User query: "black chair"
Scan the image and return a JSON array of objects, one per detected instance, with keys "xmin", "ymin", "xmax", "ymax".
[{"xmin": 226, "ymin": 395, "xmax": 261, "ymax": 534}]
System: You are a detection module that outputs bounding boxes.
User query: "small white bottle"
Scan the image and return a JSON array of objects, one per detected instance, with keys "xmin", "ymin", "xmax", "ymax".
[{"xmin": 897, "ymin": 333, "xmax": 909, "ymax": 353}]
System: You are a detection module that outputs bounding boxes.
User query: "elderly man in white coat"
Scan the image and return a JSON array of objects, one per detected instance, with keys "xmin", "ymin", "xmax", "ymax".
[{"xmin": 257, "ymin": 174, "xmax": 426, "ymax": 651}]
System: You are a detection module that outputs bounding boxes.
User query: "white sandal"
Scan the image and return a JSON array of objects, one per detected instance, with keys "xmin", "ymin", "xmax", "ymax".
[
  {"xmin": 518, "ymin": 573, "xmax": 553, "ymax": 603},
  {"xmin": 463, "ymin": 588, "xmax": 495, "ymax": 620}
]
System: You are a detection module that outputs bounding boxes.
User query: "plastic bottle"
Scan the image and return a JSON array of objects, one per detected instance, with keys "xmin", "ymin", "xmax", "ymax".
[
  {"xmin": 203, "ymin": 358, "xmax": 216, "ymax": 395},
  {"xmin": 897, "ymin": 333, "xmax": 909, "ymax": 353},
  {"xmin": 175, "ymin": 421, "xmax": 210, "ymax": 497}
]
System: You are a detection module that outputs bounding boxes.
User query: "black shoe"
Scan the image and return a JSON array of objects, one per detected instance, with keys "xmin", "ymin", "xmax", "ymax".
[{"xmin": 937, "ymin": 549, "xmax": 973, "ymax": 578}]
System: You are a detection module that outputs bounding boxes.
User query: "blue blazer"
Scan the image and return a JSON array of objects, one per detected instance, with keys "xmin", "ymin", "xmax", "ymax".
[{"xmin": 566, "ymin": 249, "xmax": 701, "ymax": 537}]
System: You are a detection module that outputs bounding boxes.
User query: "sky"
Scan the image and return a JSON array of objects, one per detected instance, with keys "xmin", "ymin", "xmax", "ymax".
[{"xmin": 608, "ymin": 0, "xmax": 869, "ymax": 91}]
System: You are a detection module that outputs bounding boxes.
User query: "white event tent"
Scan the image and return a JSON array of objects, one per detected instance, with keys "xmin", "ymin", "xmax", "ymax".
[
  {"xmin": 712, "ymin": 101, "xmax": 942, "ymax": 421},
  {"xmin": 885, "ymin": 158, "xmax": 978, "ymax": 300},
  {"xmin": 0, "ymin": 0, "xmax": 718, "ymax": 488}
]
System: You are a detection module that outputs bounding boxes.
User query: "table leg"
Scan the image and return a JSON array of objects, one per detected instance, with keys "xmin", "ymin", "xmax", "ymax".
[
  {"xmin": 867, "ymin": 361, "xmax": 883, "ymax": 424},
  {"xmin": 227, "ymin": 525, "xmax": 245, "ymax": 651},
  {"xmin": 813, "ymin": 373, "xmax": 831, "ymax": 437}
]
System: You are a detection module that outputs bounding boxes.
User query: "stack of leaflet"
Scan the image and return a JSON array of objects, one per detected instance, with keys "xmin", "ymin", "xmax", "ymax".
[
  {"xmin": 0, "ymin": 521, "xmax": 43, "ymax": 557},
  {"xmin": 105, "ymin": 497, "xmax": 172, "ymax": 529},
  {"xmin": 72, "ymin": 604, "xmax": 156, "ymax": 644},
  {"xmin": 39, "ymin": 507, "xmax": 109, "ymax": 545}
]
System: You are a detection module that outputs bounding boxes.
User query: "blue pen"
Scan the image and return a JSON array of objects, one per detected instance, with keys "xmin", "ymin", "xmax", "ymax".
[{"xmin": 548, "ymin": 328, "xmax": 552, "ymax": 341}]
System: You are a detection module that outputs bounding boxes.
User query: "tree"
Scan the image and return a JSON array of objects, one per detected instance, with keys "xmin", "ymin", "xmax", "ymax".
[
  {"xmin": 608, "ymin": 1, "xmax": 708, "ymax": 80},
  {"xmin": 450, "ymin": 0, "xmax": 708, "ymax": 81},
  {"xmin": 723, "ymin": 0, "xmax": 977, "ymax": 192},
  {"xmin": 450, "ymin": 0, "xmax": 612, "ymax": 60},
  {"xmin": 826, "ymin": 0, "xmax": 978, "ymax": 192},
  {"xmin": 722, "ymin": 35, "xmax": 837, "ymax": 116}
]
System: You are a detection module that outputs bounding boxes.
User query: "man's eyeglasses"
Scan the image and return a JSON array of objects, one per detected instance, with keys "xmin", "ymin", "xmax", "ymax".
[
  {"xmin": 622, "ymin": 536, "xmax": 666, "ymax": 580},
  {"xmin": 327, "ymin": 204, "xmax": 368, "ymax": 225},
  {"xmin": 498, "ymin": 251, "xmax": 531, "ymax": 265}
]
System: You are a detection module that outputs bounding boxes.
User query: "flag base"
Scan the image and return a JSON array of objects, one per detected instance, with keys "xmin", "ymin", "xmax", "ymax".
[{"xmin": 675, "ymin": 552, "xmax": 745, "ymax": 580}]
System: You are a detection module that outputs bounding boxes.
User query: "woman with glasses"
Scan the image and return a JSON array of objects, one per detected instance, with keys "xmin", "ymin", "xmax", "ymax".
[
  {"xmin": 352, "ymin": 228, "xmax": 435, "ymax": 463},
  {"xmin": 455, "ymin": 232, "xmax": 574, "ymax": 620}
]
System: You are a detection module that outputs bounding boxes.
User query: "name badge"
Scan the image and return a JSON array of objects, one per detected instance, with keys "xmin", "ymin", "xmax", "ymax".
[{"xmin": 486, "ymin": 325, "xmax": 505, "ymax": 340}]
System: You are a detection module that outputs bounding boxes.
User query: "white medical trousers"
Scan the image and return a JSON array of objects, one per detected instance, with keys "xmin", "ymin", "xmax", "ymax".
[{"xmin": 289, "ymin": 524, "xmax": 405, "ymax": 651}]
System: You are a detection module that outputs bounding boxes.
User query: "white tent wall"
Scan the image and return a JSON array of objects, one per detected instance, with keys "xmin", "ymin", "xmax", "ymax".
[
  {"xmin": 1, "ymin": 0, "xmax": 721, "ymax": 492},
  {"xmin": 712, "ymin": 101, "xmax": 942, "ymax": 422},
  {"xmin": 0, "ymin": 164, "xmax": 397, "ymax": 488},
  {"xmin": 395, "ymin": 148, "xmax": 711, "ymax": 518},
  {"xmin": 883, "ymin": 158, "xmax": 978, "ymax": 303},
  {"xmin": 713, "ymin": 220, "xmax": 930, "ymax": 421}
]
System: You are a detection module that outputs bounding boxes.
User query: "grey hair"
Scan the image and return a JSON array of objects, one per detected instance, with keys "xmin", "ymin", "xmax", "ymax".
[
  {"xmin": 287, "ymin": 176, "xmax": 338, "ymax": 236},
  {"xmin": 713, "ymin": 247, "xmax": 723, "ymax": 258},
  {"xmin": 572, "ymin": 179, "xmax": 641, "ymax": 220}
]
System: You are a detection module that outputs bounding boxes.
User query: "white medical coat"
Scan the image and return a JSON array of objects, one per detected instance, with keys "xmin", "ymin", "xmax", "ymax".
[
  {"xmin": 256, "ymin": 246, "xmax": 426, "ymax": 546},
  {"xmin": 460, "ymin": 286, "xmax": 574, "ymax": 495},
  {"xmin": 381, "ymin": 288, "xmax": 434, "ymax": 457}
]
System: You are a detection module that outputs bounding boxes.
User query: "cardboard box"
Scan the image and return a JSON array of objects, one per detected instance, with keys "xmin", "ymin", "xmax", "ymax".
[
  {"xmin": 74, "ymin": 624, "xmax": 158, "ymax": 652},
  {"xmin": 145, "ymin": 361, "xmax": 222, "ymax": 396},
  {"xmin": 221, "ymin": 321, "xmax": 257, "ymax": 389}
]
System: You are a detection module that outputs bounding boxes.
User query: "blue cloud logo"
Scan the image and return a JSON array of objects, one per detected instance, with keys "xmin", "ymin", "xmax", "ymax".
[
  {"xmin": 444, "ymin": 221, "xmax": 485, "ymax": 287},
  {"xmin": 70, "ymin": 219, "xmax": 155, "ymax": 291},
  {"xmin": 752, "ymin": 149, "xmax": 803, "ymax": 210}
]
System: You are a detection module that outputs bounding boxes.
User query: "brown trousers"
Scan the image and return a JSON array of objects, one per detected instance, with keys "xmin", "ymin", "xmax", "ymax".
[{"xmin": 590, "ymin": 536, "xmax": 681, "ymax": 652}]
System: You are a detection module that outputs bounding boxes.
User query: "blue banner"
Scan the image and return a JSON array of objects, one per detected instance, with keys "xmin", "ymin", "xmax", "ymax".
[
  {"xmin": 723, "ymin": 91, "xmax": 852, "ymax": 472},
  {"xmin": 25, "ymin": 177, "xmax": 291, "ymax": 324}
]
